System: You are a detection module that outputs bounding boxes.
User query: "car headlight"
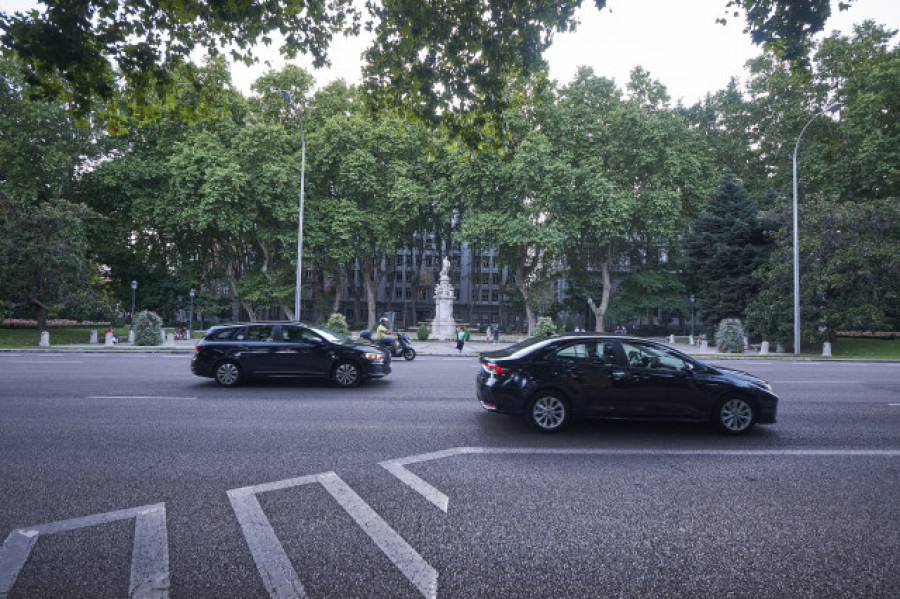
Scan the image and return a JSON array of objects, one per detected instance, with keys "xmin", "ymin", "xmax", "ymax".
[{"xmin": 364, "ymin": 352, "xmax": 383, "ymax": 361}]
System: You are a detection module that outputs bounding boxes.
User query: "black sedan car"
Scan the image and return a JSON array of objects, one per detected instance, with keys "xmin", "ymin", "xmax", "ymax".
[
  {"xmin": 477, "ymin": 335, "xmax": 778, "ymax": 434},
  {"xmin": 191, "ymin": 322, "xmax": 391, "ymax": 387}
]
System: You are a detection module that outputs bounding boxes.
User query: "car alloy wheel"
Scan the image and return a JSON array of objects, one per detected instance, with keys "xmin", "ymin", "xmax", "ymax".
[
  {"xmin": 333, "ymin": 360, "xmax": 361, "ymax": 387},
  {"xmin": 716, "ymin": 397, "xmax": 756, "ymax": 434},
  {"xmin": 215, "ymin": 361, "xmax": 242, "ymax": 387},
  {"xmin": 527, "ymin": 393, "xmax": 570, "ymax": 433}
]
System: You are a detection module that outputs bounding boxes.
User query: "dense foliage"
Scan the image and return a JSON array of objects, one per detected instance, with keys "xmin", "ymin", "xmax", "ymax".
[{"xmin": 0, "ymin": 17, "xmax": 896, "ymax": 346}]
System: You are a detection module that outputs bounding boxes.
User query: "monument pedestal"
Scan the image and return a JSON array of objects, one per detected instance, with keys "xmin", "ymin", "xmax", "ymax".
[{"xmin": 430, "ymin": 258, "xmax": 457, "ymax": 340}]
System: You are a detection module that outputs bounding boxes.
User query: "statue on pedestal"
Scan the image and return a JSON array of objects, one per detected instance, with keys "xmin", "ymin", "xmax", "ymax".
[{"xmin": 430, "ymin": 256, "xmax": 457, "ymax": 340}]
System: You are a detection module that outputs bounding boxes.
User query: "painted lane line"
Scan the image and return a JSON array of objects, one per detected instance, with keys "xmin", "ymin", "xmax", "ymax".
[
  {"xmin": 228, "ymin": 482, "xmax": 311, "ymax": 599},
  {"xmin": 228, "ymin": 472, "xmax": 438, "ymax": 599},
  {"xmin": 85, "ymin": 396, "xmax": 196, "ymax": 400},
  {"xmin": 319, "ymin": 472, "xmax": 438, "ymax": 599},
  {"xmin": 0, "ymin": 503, "xmax": 169, "ymax": 599},
  {"xmin": 383, "ymin": 447, "xmax": 900, "ymax": 514},
  {"xmin": 130, "ymin": 505, "xmax": 170, "ymax": 599}
]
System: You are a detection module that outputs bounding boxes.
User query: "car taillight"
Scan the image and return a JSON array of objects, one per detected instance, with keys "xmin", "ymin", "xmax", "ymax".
[{"xmin": 484, "ymin": 362, "xmax": 511, "ymax": 376}]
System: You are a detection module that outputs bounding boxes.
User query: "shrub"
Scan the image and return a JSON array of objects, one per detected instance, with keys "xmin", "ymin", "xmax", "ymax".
[
  {"xmin": 715, "ymin": 318, "xmax": 746, "ymax": 353},
  {"xmin": 134, "ymin": 310, "xmax": 163, "ymax": 346},
  {"xmin": 417, "ymin": 323, "xmax": 430, "ymax": 341},
  {"xmin": 534, "ymin": 317, "xmax": 557, "ymax": 336},
  {"xmin": 325, "ymin": 313, "xmax": 349, "ymax": 336}
]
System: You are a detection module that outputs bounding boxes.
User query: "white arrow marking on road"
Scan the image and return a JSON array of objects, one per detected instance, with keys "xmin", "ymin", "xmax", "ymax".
[
  {"xmin": 228, "ymin": 472, "xmax": 438, "ymax": 599},
  {"xmin": 0, "ymin": 503, "xmax": 169, "ymax": 599},
  {"xmin": 383, "ymin": 447, "xmax": 900, "ymax": 513}
]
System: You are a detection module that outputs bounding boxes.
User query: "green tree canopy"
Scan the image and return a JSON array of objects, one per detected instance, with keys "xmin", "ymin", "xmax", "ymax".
[{"xmin": 685, "ymin": 171, "xmax": 767, "ymax": 333}]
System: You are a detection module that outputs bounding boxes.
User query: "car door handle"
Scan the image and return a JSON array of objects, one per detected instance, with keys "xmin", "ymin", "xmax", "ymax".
[{"xmin": 610, "ymin": 370, "xmax": 629, "ymax": 382}]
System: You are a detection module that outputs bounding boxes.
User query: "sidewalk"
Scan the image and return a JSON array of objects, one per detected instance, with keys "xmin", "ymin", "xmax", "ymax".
[{"xmin": 29, "ymin": 336, "xmax": 719, "ymax": 357}]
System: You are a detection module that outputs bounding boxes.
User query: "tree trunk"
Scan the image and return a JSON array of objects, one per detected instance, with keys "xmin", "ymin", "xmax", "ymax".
[
  {"xmin": 587, "ymin": 256, "xmax": 612, "ymax": 333},
  {"xmin": 514, "ymin": 263, "xmax": 537, "ymax": 335}
]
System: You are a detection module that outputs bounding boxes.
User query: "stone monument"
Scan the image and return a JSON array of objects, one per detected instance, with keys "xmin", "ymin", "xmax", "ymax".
[{"xmin": 430, "ymin": 257, "xmax": 457, "ymax": 340}]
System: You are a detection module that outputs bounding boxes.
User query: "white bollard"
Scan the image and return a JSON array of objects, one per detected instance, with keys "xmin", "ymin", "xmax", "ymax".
[
  {"xmin": 39, "ymin": 331, "xmax": 50, "ymax": 347},
  {"xmin": 689, "ymin": 334, "xmax": 694, "ymax": 346},
  {"xmin": 669, "ymin": 334, "xmax": 675, "ymax": 344},
  {"xmin": 90, "ymin": 330, "xmax": 98, "ymax": 344},
  {"xmin": 165, "ymin": 333, "xmax": 176, "ymax": 347},
  {"xmin": 700, "ymin": 340, "xmax": 708, "ymax": 351},
  {"xmin": 760, "ymin": 341, "xmax": 770, "ymax": 355},
  {"xmin": 105, "ymin": 332, "xmax": 115, "ymax": 346},
  {"xmin": 128, "ymin": 330, "xmax": 135, "ymax": 343},
  {"xmin": 822, "ymin": 342, "xmax": 832, "ymax": 357}
]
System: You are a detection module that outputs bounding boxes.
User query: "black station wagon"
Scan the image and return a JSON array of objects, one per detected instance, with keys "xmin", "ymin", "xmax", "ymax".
[
  {"xmin": 191, "ymin": 322, "xmax": 391, "ymax": 387},
  {"xmin": 477, "ymin": 334, "xmax": 778, "ymax": 434}
]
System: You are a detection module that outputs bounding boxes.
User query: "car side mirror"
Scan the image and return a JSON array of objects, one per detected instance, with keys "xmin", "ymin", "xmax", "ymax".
[{"xmin": 681, "ymin": 362, "xmax": 695, "ymax": 375}]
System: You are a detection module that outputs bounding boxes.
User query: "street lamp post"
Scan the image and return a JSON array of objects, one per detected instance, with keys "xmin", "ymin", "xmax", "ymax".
[
  {"xmin": 792, "ymin": 102, "xmax": 842, "ymax": 355},
  {"xmin": 280, "ymin": 90, "xmax": 306, "ymax": 322},
  {"xmin": 130, "ymin": 280, "xmax": 138, "ymax": 335},
  {"xmin": 188, "ymin": 288, "xmax": 195, "ymax": 340},
  {"xmin": 690, "ymin": 294, "xmax": 695, "ymax": 339}
]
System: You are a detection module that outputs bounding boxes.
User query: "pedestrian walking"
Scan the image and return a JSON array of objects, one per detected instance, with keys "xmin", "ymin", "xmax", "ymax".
[{"xmin": 456, "ymin": 326, "xmax": 466, "ymax": 353}]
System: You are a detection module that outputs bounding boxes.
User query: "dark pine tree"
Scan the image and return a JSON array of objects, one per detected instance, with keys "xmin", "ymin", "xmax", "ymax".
[{"xmin": 685, "ymin": 171, "xmax": 767, "ymax": 334}]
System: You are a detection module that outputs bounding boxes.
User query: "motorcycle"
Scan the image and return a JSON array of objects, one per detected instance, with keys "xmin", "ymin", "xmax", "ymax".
[{"xmin": 359, "ymin": 330, "xmax": 417, "ymax": 361}]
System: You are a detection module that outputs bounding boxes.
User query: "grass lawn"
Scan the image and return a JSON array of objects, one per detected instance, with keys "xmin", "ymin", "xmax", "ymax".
[
  {"xmin": 831, "ymin": 337, "xmax": 900, "ymax": 359},
  {"xmin": 667, "ymin": 335, "xmax": 900, "ymax": 359}
]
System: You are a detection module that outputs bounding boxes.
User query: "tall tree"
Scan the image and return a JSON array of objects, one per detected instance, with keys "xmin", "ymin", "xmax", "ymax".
[
  {"xmin": 685, "ymin": 171, "xmax": 766, "ymax": 333},
  {"xmin": 544, "ymin": 68, "xmax": 712, "ymax": 331}
]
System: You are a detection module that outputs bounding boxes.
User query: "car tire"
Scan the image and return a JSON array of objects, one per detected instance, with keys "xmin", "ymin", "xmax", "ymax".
[
  {"xmin": 214, "ymin": 360, "xmax": 242, "ymax": 387},
  {"xmin": 526, "ymin": 392, "xmax": 571, "ymax": 433},
  {"xmin": 333, "ymin": 360, "xmax": 361, "ymax": 388},
  {"xmin": 714, "ymin": 396, "xmax": 756, "ymax": 434},
  {"xmin": 402, "ymin": 348, "xmax": 416, "ymax": 361}
]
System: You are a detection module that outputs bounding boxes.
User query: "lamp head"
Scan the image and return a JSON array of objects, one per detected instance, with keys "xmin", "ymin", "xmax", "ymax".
[
  {"xmin": 131, "ymin": 280, "xmax": 137, "ymax": 290},
  {"xmin": 279, "ymin": 90, "xmax": 292, "ymax": 103},
  {"xmin": 825, "ymin": 102, "xmax": 843, "ymax": 113},
  {"xmin": 189, "ymin": 288, "xmax": 195, "ymax": 298}
]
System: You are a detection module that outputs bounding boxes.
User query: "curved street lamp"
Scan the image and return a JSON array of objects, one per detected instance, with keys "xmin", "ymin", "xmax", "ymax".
[
  {"xmin": 279, "ymin": 90, "xmax": 306, "ymax": 322},
  {"xmin": 792, "ymin": 102, "xmax": 843, "ymax": 355}
]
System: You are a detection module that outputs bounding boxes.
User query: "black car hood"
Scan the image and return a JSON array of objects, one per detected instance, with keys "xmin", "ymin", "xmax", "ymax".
[{"xmin": 715, "ymin": 365, "xmax": 768, "ymax": 387}]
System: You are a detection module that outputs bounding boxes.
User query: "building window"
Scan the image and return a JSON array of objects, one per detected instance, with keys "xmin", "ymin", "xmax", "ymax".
[
  {"xmin": 491, "ymin": 291, "xmax": 499, "ymax": 302},
  {"xmin": 481, "ymin": 290, "xmax": 490, "ymax": 302}
]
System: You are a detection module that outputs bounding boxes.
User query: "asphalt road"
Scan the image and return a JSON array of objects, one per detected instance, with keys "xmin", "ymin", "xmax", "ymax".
[{"xmin": 1, "ymin": 353, "xmax": 898, "ymax": 598}]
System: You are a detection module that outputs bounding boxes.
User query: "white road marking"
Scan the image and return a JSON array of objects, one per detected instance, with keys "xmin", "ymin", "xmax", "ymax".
[
  {"xmin": 228, "ymin": 472, "xmax": 437, "ymax": 599},
  {"xmin": 383, "ymin": 447, "xmax": 900, "ymax": 514},
  {"xmin": 5, "ymin": 360, "xmax": 83, "ymax": 364},
  {"xmin": 85, "ymin": 396, "xmax": 196, "ymax": 400},
  {"xmin": 0, "ymin": 503, "xmax": 169, "ymax": 599}
]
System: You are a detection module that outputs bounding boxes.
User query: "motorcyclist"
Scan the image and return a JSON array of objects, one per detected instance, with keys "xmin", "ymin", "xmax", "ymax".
[{"xmin": 374, "ymin": 317, "xmax": 398, "ymax": 352}]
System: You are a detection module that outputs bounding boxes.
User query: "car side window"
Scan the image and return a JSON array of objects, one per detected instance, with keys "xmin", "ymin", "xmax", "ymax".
[
  {"xmin": 597, "ymin": 341, "xmax": 619, "ymax": 366},
  {"xmin": 621, "ymin": 341, "xmax": 687, "ymax": 371},
  {"xmin": 210, "ymin": 328, "xmax": 239, "ymax": 341},
  {"xmin": 281, "ymin": 326, "xmax": 322, "ymax": 343},
  {"xmin": 245, "ymin": 325, "xmax": 275, "ymax": 342},
  {"xmin": 556, "ymin": 343, "xmax": 591, "ymax": 359}
]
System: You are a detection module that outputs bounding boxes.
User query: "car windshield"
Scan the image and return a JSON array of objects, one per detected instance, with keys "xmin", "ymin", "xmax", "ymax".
[{"xmin": 307, "ymin": 325, "xmax": 347, "ymax": 342}]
